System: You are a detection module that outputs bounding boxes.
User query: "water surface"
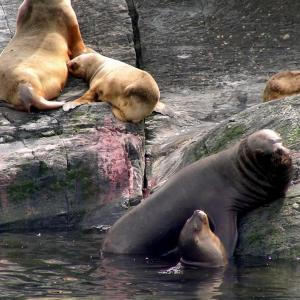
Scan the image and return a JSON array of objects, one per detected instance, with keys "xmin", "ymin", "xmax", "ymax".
[{"xmin": 0, "ymin": 232, "xmax": 299, "ymax": 299}]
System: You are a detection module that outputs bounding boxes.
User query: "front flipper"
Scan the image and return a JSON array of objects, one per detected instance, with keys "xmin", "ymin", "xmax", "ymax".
[
  {"xmin": 153, "ymin": 101, "xmax": 175, "ymax": 117},
  {"xmin": 111, "ymin": 106, "xmax": 128, "ymax": 122},
  {"xmin": 63, "ymin": 89, "xmax": 97, "ymax": 112},
  {"xmin": 214, "ymin": 212, "xmax": 238, "ymax": 258}
]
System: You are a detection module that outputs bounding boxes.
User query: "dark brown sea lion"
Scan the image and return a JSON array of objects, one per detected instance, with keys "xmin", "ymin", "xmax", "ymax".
[
  {"xmin": 63, "ymin": 52, "xmax": 162, "ymax": 123},
  {"xmin": 263, "ymin": 70, "xmax": 300, "ymax": 102},
  {"xmin": 102, "ymin": 129, "xmax": 292, "ymax": 258},
  {"xmin": 0, "ymin": 0, "xmax": 87, "ymax": 112},
  {"xmin": 178, "ymin": 210, "xmax": 227, "ymax": 268}
]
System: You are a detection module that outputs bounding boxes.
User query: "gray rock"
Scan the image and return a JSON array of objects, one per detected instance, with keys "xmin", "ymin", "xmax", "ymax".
[
  {"xmin": 0, "ymin": 104, "xmax": 145, "ymax": 231},
  {"xmin": 0, "ymin": 0, "xmax": 141, "ymax": 231},
  {"xmin": 236, "ymin": 184, "xmax": 300, "ymax": 260},
  {"xmin": 1, "ymin": 0, "xmax": 300, "ymax": 260},
  {"xmin": 150, "ymin": 95, "xmax": 300, "ymax": 259},
  {"xmin": 134, "ymin": 0, "xmax": 300, "ymax": 188}
]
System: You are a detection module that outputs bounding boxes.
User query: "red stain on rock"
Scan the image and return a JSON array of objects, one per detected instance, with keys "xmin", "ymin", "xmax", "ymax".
[{"xmin": 92, "ymin": 117, "xmax": 140, "ymax": 204}]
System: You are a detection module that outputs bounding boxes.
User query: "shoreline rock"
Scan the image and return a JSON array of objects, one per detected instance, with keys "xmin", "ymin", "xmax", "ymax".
[{"xmin": 1, "ymin": 0, "xmax": 300, "ymax": 259}]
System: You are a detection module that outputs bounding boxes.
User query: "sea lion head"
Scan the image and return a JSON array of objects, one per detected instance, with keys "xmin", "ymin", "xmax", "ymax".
[
  {"xmin": 185, "ymin": 210, "xmax": 209, "ymax": 232},
  {"xmin": 246, "ymin": 129, "xmax": 289, "ymax": 156},
  {"xmin": 179, "ymin": 210, "xmax": 227, "ymax": 268},
  {"xmin": 67, "ymin": 52, "xmax": 99, "ymax": 80},
  {"xmin": 245, "ymin": 129, "xmax": 292, "ymax": 181},
  {"xmin": 67, "ymin": 55, "xmax": 88, "ymax": 78},
  {"xmin": 235, "ymin": 129, "xmax": 292, "ymax": 211}
]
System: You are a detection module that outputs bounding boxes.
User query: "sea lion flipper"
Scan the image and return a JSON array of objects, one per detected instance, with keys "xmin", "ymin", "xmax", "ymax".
[
  {"xmin": 214, "ymin": 213, "xmax": 238, "ymax": 257},
  {"xmin": 18, "ymin": 83, "xmax": 64, "ymax": 112},
  {"xmin": 63, "ymin": 89, "xmax": 97, "ymax": 112},
  {"xmin": 153, "ymin": 101, "xmax": 175, "ymax": 117},
  {"xmin": 112, "ymin": 107, "xmax": 127, "ymax": 122},
  {"xmin": 63, "ymin": 101, "xmax": 80, "ymax": 112}
]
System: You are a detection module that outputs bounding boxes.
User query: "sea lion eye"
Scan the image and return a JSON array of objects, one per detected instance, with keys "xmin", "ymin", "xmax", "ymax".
[{"xmin": 270, "ymin": 138, "xmax": 282, "ymax": 144}]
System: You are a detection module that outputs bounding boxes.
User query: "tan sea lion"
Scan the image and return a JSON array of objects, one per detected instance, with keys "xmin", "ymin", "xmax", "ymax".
[
  {"xmin": 263, "ymin": 70, "xmax": 300, "ymax": 102},
  {"xmin": 0, "ymin": 0, "xmax": 87, "ymax": 112},
  {"xmin": 63, "ymin": 52, "xmax": 161, "ymax": 123},
  {"xmin": 178, "ymin": 210, "xmax": 228, "ymax": 268}
]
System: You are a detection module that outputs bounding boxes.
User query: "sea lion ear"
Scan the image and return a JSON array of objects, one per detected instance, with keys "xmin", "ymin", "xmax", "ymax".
[{"xmin": 68, "ymin": 61, "xmax": 80, "ymax": 72}]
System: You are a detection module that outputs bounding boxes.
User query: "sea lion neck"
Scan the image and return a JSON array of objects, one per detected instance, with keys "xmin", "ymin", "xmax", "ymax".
[
  {"xmin": 17, "ymin": 0, "xmax": 71, "ymax": 32},
  {"xmin": 87, "ymin": 54, "xmax": 108, "ymax": 83}
]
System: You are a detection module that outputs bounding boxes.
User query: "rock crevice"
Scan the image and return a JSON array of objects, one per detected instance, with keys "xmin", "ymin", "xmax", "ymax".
[{"xmin": 125, "ymin": 0, "xmax": 142, "ymax": 68}]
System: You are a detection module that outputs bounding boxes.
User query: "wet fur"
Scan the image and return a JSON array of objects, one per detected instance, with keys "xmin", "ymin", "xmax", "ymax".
[{"xmin": 179, "ymin": 211, "xmax": 228, "ymax": 268}]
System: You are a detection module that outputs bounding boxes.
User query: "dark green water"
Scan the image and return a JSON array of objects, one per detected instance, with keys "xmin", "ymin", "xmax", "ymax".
[{"xmin": 0, "ymin": 232, "xmax": 299, "ymax": 299}]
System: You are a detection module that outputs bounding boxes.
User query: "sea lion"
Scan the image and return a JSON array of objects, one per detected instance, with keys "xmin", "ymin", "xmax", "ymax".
[
  {"xmin": 102, "ymin": 129, "xmax": 292, "ymax": 258},
  {"xmin": 178, "ymin": 210, "xmax": 227, "ymax": 268},
  {"xmin": 263, "ymin": 70, "xmax": 300, "ymax": 102},
  {"xmin": 0, "ymin": 0, "xmax": 87, "ymax": 112},
  {"xmin": 63, "ymin": 52, "xmax": 161, "ymax": 123}
]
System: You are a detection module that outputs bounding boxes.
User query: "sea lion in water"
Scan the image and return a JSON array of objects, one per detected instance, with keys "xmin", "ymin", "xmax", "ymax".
[
  {"xmin": 0, "ymin": 0, "xmax": 87, "ymax": 112},
  {"xmin": 263, "ymin": 70, "xmax": 300, "ymax": 102},
  {"xmin": 63, "ymin": 52, "xmax": 161, "ymax": 123},
  {"xmin": 178, "ymin": 210, "xmax": 227, "ymax": 268},
  {"xmin": 102, "ymin": 129, "xmax": 292, "ymax": 257}
]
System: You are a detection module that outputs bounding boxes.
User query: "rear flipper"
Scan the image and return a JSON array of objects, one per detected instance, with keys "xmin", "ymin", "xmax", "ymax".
[{"xmin": 18, "ymin": 83, "xmax": 64, "ymax": 112}]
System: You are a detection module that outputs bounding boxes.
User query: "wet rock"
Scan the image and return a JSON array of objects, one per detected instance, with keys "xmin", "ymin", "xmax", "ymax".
[
  {"xmin": 1, "ymin": 0, "xmax": 300, "ymax": 261},
  {"xmin": 149, "ymin": 94, "xmax": 300, "ymax": 259},
  {"xmin": 0, "ymin": 0, "xmax": 141, "ymax": 231},
  {"xmin": 236, "ymin": 184, "xmax": 300, "ymax": 260},
  {"xmin": 0, "ymin": 105, "xmax": 145, "ymax": 231}
]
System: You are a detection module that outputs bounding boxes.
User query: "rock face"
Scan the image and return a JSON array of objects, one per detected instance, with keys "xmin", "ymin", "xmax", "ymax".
[
  {"xmin": 153, "ymin": 95, "xmax": 300, "ymax": 259},
  {"xmin": 134, "ymin": 0, "xmax": 300, "ymax": 190},
  {"xmin": 0, "ymin": 0, "xmax": 142, "ymax": 231},
  {"xmin": 1, "ymin": 0, "xmax": 300, "ymax": 259},
  {"xmin": 0, "ymin": 105, "xmax": 145, "ymax": 231}
]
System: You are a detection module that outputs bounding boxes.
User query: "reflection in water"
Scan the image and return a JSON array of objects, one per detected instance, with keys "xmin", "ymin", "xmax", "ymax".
[
  {"xmin": 94, "ymin": 254, "xmax": 226, "ymax": 300},
  {"xmin": 0, "ymin": 232, "xmax": 299, "ymax": 299}
]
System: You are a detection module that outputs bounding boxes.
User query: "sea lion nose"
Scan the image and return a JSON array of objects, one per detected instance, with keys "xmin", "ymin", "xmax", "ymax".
[
  {"xmin": 274, "ymin": 143, "xmax": 290, "ymax": 156},
  {"xmin": 194, "ymin": 210, "xmax": 207, "ymax": 221}
]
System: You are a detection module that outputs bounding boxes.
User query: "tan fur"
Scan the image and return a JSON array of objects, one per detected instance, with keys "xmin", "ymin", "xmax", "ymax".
[
  {"xmin": 263, "ymin": 70, "xmax": 300, "ymax": 102},
  {"xmin": 63, "ymin": 52, "xmax": 161, "ymax": 123},
  {"xmin": 0, "ymin": 0, "xmax": 87, "ymax": 112},
  {"xmin": 179, "ymin": 210, "xmax": 228, "ymax": 268}
]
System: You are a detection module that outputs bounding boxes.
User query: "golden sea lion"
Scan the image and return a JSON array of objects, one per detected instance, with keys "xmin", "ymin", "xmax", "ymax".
[
  {"xmin": 178, "ymin": 210, "xmax": 228, "ymax": 268},
  {"xmin": 263, "ymin": 70, "xmax": 300, "ymax": 102},
  {"xmin": 63, "ymin": 52, "xmax": 161, "ymax": 123},
  {"xmin": 0, "ymin": 0, "xmax": 87, "ymax": 112}
]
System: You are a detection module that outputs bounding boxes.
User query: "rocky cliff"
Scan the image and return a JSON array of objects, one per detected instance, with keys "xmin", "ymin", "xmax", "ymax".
[{"xmin": 1, "ymin": 0, "xmax": 300, "ymax": 258}]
